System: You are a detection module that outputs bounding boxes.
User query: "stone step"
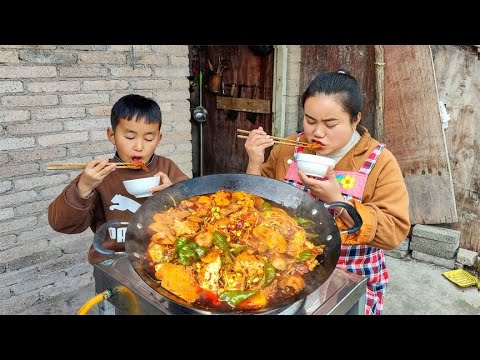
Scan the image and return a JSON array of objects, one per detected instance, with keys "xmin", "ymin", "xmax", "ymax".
[{"xmin": 412, "ymin": 224, "xmax": 460, "ymax": 244}]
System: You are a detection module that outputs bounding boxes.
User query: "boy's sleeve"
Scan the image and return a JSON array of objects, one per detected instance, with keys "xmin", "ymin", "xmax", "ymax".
[
  {"xmin": 48, "ymin": 177, "xmax": 99, "ymax": 234},
  {"xmin": 165, "ymin": 158, "xmax": 189, "ymax": 183}
]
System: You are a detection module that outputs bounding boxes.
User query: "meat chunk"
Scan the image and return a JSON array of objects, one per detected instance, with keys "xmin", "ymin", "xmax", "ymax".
[{"xmin": 195, "ymin": 231, "xmax": 214, "ymax": 247}]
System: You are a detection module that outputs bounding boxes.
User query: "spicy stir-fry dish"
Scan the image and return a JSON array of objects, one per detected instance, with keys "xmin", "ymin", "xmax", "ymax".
[
  {"xmin": 130, "ymin": 160, "xmax": 149, "ymax": 171},
  {"xmin": 146, "ymin": 190, "xmax": 324, "ymax": 311},
  {"xmin": 305, "ymin": 141, "xmax": 326, "ymax": 151}
]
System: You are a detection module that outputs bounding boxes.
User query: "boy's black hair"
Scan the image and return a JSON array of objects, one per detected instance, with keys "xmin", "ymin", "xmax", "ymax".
[
  {"xmin": 110, "ymin": 94, "xmax": 162, "ymax": 130},
  {"xmin": 301, "ymin": 69, "xmax": 363, "ymax": 122}
]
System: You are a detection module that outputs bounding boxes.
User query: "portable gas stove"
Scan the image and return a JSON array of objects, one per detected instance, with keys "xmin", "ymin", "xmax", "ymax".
[{"xmin": 93, "ymin": 254, "xmax": 367, "ymax": 315}]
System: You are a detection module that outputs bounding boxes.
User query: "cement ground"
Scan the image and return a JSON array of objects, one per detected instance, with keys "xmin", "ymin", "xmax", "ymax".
[{"xmin": 13, "ymin": 255, "xmax": 480, "ymax": 315}]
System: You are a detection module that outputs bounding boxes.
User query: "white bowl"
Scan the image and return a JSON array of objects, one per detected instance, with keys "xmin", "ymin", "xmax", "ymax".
[
  {"xmin": 296, "ymin": 153, "xmax": 336, "ymax": 178},
  {"xmin": 123, "ymin": 176, "xmax": 160, "ymax": 198}
]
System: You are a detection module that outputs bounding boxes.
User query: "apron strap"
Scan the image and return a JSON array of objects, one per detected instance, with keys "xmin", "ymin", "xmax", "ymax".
[
  {"xmin": 359, "ymin": 144, "xmax": 385, "ymax": 175},
  {"xmin": 293, "ymin": 132, "xmax": 304, "ymax": 156}
]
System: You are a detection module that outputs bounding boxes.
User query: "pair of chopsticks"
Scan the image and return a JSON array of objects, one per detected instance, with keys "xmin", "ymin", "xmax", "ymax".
[
  {"xmin": 46, "ymin": 162, "xmax": 139, "ymax": 170},
  {"xmin": 236, "ymin": 129, "xmax": 310, "ymax": 147}
]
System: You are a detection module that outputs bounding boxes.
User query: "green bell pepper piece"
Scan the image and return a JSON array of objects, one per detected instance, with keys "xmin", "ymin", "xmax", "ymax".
[
  {"xmin": 231, "ymin": 245, "xmax": 247, "ymax": 256},
  {"xmin": 213, "ymin": 231, "xmax": 232, "ymax": 259},
  {"xmin": 219, "ymin": 290, "xmax": 257, "ymax": 307},
  {"xmin": 294, "ymin": 216, "xmax": 314, "ymax": 227},
  {"xmin": 194, "ymin": 246, "xmax": 208, "ymax": 259},
  {"xmin": 178, "ymin": 243, "xmax": 199, "ymax": 266},
  {"xmin": 261, "ymin": 262, "xmax": 276, "ymax": 287},
  {"xmin": 175, "ymin": 236, "xmax": 190, "ymax": 253},
  {"xmin": 296, "ymin": 249, "xmax": 315, "ymax": 262},
  {"xmin": 261, "ymin": 201, "xmax": 272, "ymax": 211}
]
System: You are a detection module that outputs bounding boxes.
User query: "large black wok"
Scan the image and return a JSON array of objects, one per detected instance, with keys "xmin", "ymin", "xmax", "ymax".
[{"xmin": 95, "ymin": 174, "xmax": 362, "ymax": 314}]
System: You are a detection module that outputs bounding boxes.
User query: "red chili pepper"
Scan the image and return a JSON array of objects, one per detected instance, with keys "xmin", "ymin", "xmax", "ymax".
[{"xmin": 200, "ymin": 289, "xmax": 221, "ymax": 306}]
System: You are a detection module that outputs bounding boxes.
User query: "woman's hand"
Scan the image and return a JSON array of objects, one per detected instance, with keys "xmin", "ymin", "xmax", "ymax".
[
  {"xmin": 77, "ymin": 158, "xmax": 116, "ymax": 199},
  {"xmin": 299, "ymin": 166, "xmax": 354, "ymax": 226},
  {"xmin": 298, "ymin": 166, "xmax": 344, "ymax": 204},
  {"xmin": 245, "ymin": 126, "xmax": 274, "ymax": 174},
  {"xmin": 150, "ymin": 171, "xmax": 173, "ymax": 194}
]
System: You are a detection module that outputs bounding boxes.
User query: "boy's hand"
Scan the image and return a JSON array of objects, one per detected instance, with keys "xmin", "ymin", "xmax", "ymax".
[
  {"xmin": 150, "ymin": 171, "xmax": 173, "ymax": 194},
  {"xmin": 77, "ymin": 159, "xmax": 116, "ymax": 199}
]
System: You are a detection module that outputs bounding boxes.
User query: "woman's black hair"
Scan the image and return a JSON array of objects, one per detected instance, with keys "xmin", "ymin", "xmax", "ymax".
[
  {"xmin": 110, "ymin": 94, "xmax": 162, "ymax": 130},
  {"xmin": 301, "ymin": 69, "xmax": 363, "ymax": 122}
]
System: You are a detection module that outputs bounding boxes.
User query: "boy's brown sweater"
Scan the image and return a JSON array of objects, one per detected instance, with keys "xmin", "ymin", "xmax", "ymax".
[{"xmin": 48, "ymin": 154, "xmax": 189, "ymax": 264}]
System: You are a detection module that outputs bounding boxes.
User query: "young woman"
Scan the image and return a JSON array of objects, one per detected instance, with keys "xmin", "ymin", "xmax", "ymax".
[{"xmin": 243, "ymin": 70, "xmax": 411, "ymax": 314}]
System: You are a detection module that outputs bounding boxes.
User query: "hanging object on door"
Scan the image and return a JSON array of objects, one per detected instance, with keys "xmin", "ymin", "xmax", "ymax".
[
  {"xmin": 207, "ymin": 58, "xmax": 228, "ymax": 93},
  {"xmin": 209, "ymin": 74, "xmax": 222, "ymax": 94}
]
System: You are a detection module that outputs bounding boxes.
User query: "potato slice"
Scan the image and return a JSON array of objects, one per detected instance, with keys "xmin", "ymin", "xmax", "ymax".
[
  {"xmin": 155, "ymin": 263, "xmax": 202, "ymax": 303},
  {"xmin": 252, "ymin": 225, "xmax": 287, "ymax": 253}
]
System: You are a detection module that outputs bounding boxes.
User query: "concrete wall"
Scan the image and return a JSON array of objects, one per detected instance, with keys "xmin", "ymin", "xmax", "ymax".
[
  {"xmin": 285, "ymin": 45, "xmax": 302, "ymax": 135},
  {"xmin": 0, "ymin": 45, "xmax": 192, "ymax": 314}
]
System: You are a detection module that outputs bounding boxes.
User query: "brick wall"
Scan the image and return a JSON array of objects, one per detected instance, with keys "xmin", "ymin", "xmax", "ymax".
[{"xmin": 0, "ymin": 45, "xmax": 192, "ymax": 314}]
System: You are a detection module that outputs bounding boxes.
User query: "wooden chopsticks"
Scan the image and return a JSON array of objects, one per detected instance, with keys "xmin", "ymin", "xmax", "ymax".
[
  {"xmin": 46, "ymin": 162, "xmax": 138, "ymax": 170},
  {"xmin": 236, "ymin": 134, "xmax": 303, "ymax": 147},
  {"xmin": 236, "ymin": 129, "xmax": 310, "ymax": 147}
]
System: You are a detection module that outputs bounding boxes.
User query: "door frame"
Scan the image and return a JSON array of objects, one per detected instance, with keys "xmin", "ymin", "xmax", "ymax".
[{"xmin": 272, "ymin": 45, "xmax": 288, "ymax": 138}]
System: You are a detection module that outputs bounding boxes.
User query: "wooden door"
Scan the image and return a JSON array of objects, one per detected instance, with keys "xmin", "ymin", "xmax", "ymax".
[
  {"xmin": 199, "ymin": 45, "xmax": 274, "ymax": 175},
  {"xmin": 383, "ymin": 45, "xmax": 457, "ymax": 224},
  {"xmin": 300, "ymin": 45, "xmax": 376, "ymax": 136},
  {"xmin": 432, "ymin": 45, "xmax": 480, "ymax": 252}
]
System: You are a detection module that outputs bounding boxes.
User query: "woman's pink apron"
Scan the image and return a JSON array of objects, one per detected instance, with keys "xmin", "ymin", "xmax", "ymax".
[{"xmin": 284, "ymin": 133, "xmax": 388, "ymax": 315}]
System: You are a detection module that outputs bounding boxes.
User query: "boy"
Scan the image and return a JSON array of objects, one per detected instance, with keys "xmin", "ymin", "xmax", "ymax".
[{"xmin": 48, "ymin": 94, "xmax": 189, "ymax": 265}]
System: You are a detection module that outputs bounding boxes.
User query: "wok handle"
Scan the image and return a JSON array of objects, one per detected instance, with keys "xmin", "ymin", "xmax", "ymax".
[
  {"xmin": 325, "ymin": 201, "xmax": 363, "ymax": 234},
  {"xmin": 93, "ymin": 221, "xmax": 129, "ymax": 255}
]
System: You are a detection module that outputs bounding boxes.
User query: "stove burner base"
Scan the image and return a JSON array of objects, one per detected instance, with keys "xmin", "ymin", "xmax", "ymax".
[{"xmin": 93, "ymin": 255, "xmax": 367, "ymax": 315}]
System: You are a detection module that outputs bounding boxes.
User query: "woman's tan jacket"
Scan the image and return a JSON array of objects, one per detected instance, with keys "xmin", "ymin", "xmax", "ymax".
[{"xmin": 260, "ymin": 126, "xmax": 411, "ymax": 250}]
